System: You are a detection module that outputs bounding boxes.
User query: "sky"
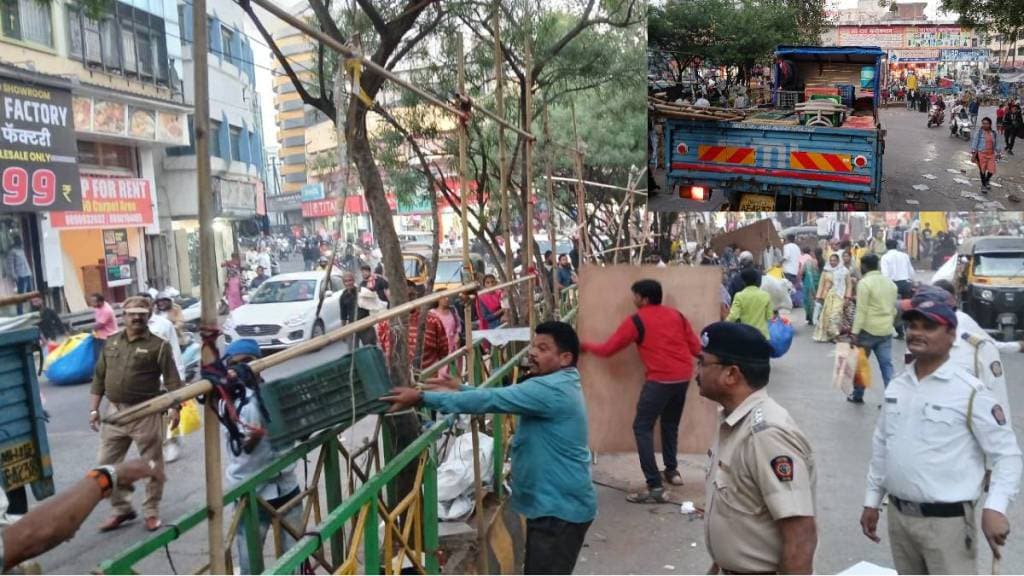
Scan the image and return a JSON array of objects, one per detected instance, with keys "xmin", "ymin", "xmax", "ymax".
[{"xmin": 830, "ymin": 0, "xmax": 951, "ymax": 19}]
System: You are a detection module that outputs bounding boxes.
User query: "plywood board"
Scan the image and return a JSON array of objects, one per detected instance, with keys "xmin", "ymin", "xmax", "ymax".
[
  {"xmin": 709, "ymin": 219, "xmax": 782, "ymax": 267},
  {"xmin": 578, "ymin": 265, "xmax": 721, "ymax": 454}
]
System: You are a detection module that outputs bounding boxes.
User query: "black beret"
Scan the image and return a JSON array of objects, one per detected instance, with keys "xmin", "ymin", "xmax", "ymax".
[{"xmin": 700, "ymin": 321, "xmax": 773, "ymax": 366}]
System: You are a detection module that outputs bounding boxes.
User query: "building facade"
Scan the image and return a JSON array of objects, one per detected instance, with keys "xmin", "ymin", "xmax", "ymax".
[{"xmin": 0, "ymin": 0, "xmax": 190, "ymax": 313}]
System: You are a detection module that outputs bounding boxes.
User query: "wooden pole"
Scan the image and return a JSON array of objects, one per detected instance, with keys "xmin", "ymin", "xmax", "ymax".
[
  {"xmin": 457, "ymin": 33, "xmax": 488, "ymax": 575},
  {"xmin": 570, "ymin": 101, "xmax": 589, "ymax": 265},
  {"xmin": 524, "ymin": 32, "xmax": 536, "ymax": 330},
  {"xmin": 494, "ymin": 0, "xmax": 513, "ymax": 286},
  {"xmin": 542, "ymin": 105, "xmax": 560, "ymax": 311},
  {"xmin": 191, "ymin": 0, "xmax": 225, "ymax": 570}
]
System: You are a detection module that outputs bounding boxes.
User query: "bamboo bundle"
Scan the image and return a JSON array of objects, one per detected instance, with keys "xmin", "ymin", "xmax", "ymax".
[{"xmin": 649, "ymin": 97, "xmax": 746, "ymax": 122}]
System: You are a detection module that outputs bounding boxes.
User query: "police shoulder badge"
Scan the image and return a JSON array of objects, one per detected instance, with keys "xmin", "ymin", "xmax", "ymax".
[
  {"xmin": 991, "ymin": 361, "xmax": 1004, "ymax": 378},
  {"xmin": 992, "ymin": 405, "xmax": 1007, "ymax": 426},
  {"xmin": 771, "ymin": 456, "xmax": 794, "ymax": 482}
]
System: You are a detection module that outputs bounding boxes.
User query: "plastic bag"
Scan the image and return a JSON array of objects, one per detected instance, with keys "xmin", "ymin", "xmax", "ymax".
[
  {"xmin": 832, "ymin": 342, "xmax": 856, "ymax": 395},
  {"xmin": 854, "ymin": 347, "xmax": 872, "ymax": 389},
  {"xmin": 175, "ymin": 400, "xmax": 201, "ymax": 435},
  {"xmin": 42, "ymin": 333, "xmax": 89, "ymax": 370},
  {"xmin": 45, "ymin": 334, "xmax": 97, "ymax": 386},
  {"xmin": 768, "ymin": 316, "xmax": 795, "ymax": 358}
]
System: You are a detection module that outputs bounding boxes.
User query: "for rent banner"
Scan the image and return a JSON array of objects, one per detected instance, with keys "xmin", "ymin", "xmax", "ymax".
[
  {"xmin": 0, "ymin": 77, "xmax": 82, "ymax": 213},
  {"xmin": 50, "ymin": 176, "xmax": 154, "ymax": 229}
]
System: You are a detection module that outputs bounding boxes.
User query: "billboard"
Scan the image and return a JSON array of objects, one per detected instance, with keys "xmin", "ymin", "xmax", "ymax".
[{"xmin": 50, "ymin": 176, "xmax": 154, "ymax": 229}]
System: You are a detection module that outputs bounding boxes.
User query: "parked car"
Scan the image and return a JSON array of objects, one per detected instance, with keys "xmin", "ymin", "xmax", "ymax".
[{"xmin": 222, "ymin": 271, "xmax": 345, "ymax": 351}]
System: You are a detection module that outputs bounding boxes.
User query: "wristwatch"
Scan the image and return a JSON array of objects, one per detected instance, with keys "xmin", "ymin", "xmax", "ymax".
[{"xmin": 87, "ymin": 465, "xmax": 117, "ymax": 497}]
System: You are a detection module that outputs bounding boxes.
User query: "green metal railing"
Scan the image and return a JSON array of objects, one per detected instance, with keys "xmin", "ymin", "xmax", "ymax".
[{"xmin": 99, "ymin": 283, "xmax": 578, "ymax": 575}]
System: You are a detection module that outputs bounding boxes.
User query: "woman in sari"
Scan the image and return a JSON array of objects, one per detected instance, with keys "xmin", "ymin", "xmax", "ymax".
[
  {"xmin": 801, "ymin": 248, "xmax": 824, "ymax": 326},
  {"xmin": 840, "ymin": 250, "xmax": 860, "ymax": 336},
  {"xmin": 813, "ymin": 254, "xmax": 850, "ymax": 343}
]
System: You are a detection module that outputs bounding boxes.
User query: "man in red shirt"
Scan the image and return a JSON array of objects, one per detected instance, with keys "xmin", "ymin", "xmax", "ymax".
[{"xmin": 581, "ymin": 279, "xmax": 702, "ymax": 503}]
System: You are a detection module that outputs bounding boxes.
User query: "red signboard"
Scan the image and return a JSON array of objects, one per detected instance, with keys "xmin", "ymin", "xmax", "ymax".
[
  {"xmin": 302, "ymin": 198, "xmax": 336, "ymax": 219},
  {"xmin": 50, "ymin": 176, "xmax": 153, "ymax": 229}
]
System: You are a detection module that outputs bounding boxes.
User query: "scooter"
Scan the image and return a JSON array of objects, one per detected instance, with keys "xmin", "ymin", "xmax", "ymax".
[
  {"xmin": 950, "ymin": 108, "xmax": 972, "ymax": 140},
  {"xmin": 926, "ymin": 104, "xmax": 944, "ymax": 128}
]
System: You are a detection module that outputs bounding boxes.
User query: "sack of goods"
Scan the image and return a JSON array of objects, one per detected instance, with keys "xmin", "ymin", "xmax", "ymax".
[
  {"xmin": 45, "ymin": 334, "xmax": 98, "ymax": 386},
  {"xmin": 768, "ymin": 316, "xmax": 795, "ymax": 358}
]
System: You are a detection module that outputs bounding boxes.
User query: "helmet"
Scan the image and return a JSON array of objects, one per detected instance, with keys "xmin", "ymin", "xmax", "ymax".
[{"xmin": 156, "ymin": 290, "xmax": 172, "ymax": 301}]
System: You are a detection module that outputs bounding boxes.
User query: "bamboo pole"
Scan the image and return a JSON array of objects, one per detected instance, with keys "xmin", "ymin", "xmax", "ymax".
[
  {"xmin": 103, "ymin": 284, "xmax": 480, "ymax": 427},
  {"xmin": 542, "ymin": 105, "xmax": 560, "ymax": 310},
  {"xmin": 0, "ymin": 292, "xmax": 39, "ymax": 307},
  {"xmin": 191, "ymin": 0, "xmax": 225, "ymax": 570},
  {"xmin": 244, "ymin": 0, "xmax": 533, "ymax": 140},
  {"xmin": 570, "ymin": 102, "xmax": 589, "ymax": 265},
  {"xmin": 524, "ymin": 33, "xmax": 536, "ymax": 330},
  {"xmin": 457, "ymin": 33, "xmax": 488, "ymax": 576},
  {"xmin": 542, "ymin": 175, "xmax": 648, "ymax": 195},
  {"xmin": 494, "ymin": 0, "xmax": 513, "ymax": 286}
]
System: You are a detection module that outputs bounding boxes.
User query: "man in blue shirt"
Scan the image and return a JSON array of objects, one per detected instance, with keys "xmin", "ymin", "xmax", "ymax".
[{"xmin": 382, "ymin": 321, "xmax": 597, "ymax": 574}]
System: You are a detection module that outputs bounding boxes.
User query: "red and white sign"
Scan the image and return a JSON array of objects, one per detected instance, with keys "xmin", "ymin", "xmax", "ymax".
[
  {"xmin": 302, "ymin": 198, "xmax": 336, "ymax": 219},
  {"xmin": 50, "ymin": 176, "xmax": 153, "ymax": 229}
]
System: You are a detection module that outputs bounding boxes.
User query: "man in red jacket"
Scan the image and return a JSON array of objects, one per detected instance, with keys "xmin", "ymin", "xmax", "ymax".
[{"xmin": 581, "ymin": 279, "xmax": 702, "ymax": 503}]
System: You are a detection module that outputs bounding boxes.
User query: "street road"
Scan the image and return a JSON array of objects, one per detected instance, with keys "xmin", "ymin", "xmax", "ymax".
[
  {"xmin": 649, "ymin": 104, "xmax": 1024, "ymax": 211},
  {"xmin": 579, "ymin": 271, "xmax": 1024, "ymax": 574}
]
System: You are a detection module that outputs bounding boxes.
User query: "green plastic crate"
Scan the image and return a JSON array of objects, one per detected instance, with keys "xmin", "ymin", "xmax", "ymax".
[{"xmin": 261, "ymin": 346, "xmax": 392, "ymax": 450}]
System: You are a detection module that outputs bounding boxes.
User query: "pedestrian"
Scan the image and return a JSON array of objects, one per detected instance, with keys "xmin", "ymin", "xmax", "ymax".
[
  {"xmin": 969, "ymin": 98, "xmax": 980, "ymax": 127},
  {"xmin": 801, "ymin": 248, "xmax": 823, "ymax": 326},
  {"xmin": 256, "ymin": 246, "xmax": 272, "ymax": 275},
  {"xmin": 223, "ymin": 268, "xmax": 244, "ymax": 311},
  {"xmin": 813, "ymin": 253, "xmax": 850, "ymax": 343},
  {"xmin": 250, "ymin": 265, "xmax": 269, "ymax": 290},
  {"xmin": 338, "ymin": 271, "xmax": 377, "ymax": 347},
  {"xmin": 727, "ymin": 251, "xmax": 756, "ymax": 299},
  {"xmin": 580, "ymin": 279, "xmax": 701, "ymax": 502},
  {"xmin": 726, "ymin": 268, "xmax": 773, "ymax": 339},
  {"xmin": 476, "ymin": 274, "xmax": 505, "ymax": 330},
  {"xmin": 89, "ymin": 296, "xmax": 182, "ymax": 532},
  {"xmin": 382, "ymin": 322, "xmax": 597, "ymax": 575},
  {"xmin": 5, "ymin": 235, "xmax": 32, "ymax": 315},
  {"xmin": 90, "ymin": 293, "xmax": 118, "ymax": 346},
  {"xmin": 859, "ymin": 292, "xmax": 1022, "ymax": 574},
  {"xmin": 431, "ymin": 292, "xmax": 461, "ymax": 376},
  {"xmin": 971, "ymin": 117, "xmax": 1005, "ymax": 192},
  {"xmin": 406, "ymin": 281, "xmax": 449, "ymax": 371},
  {"xmin": 302, "ymin": 239, "xmax": 317, "ymax": 271},
  {"xmin": 219, "ymin": 339, "xmax": 303, "ymax": 574},
  {"xmin": 360, "ymin": 263, "xmax": 390, "ymax": 304},
  {"xmin": 31, "ymin": 294, "xmax": 67, "ymax": 348},
  {"xmin": 135, "ymin": 294, "xmax": 187, "ymax": 464},
  {"xmin": 880, "ymin": 238, "xmax": 915, "ymax": 340},
  {"xmin": 699, "ymin": 322, "xmax": 818, "ymax": 574},
  {"xmin": 0, "ymin": 458, "xmax": 163, "ymax": 572},
  {"xmin": 557, "ymin": 254, "xmax": 576, "ymax": 288},
  {"xmin": 1005, "ymin": 103, "xmax": 1023, "ymax": 155},
  {"xmin": 154, "ymin": 291, "xmax": 185, "ymax": 341},
  {"xmin": 847, "ymin": 254, "xmax": 898, "ymax": 404},
  {"xmin": 782, "ymin": 233, "xmax": 801, "ymax": 285}
]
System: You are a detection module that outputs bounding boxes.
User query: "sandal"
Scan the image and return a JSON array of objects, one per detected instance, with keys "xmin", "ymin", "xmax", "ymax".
[
  {"xmin": 99, "ymin": 511, "xmax": 137, "ymax": 532},
  {"xmin": 626, "ymin": 487, "xmax": 668, "ymax": 504},
  {"xmin": 663, "ymin": 469, "xmax": 684, "ymax": 486}
]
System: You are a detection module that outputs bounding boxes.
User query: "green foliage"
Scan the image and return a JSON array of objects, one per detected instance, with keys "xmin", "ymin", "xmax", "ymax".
[{"xmin": 940, "ymin": 0, "xmax": 1023, "ymax": 38}]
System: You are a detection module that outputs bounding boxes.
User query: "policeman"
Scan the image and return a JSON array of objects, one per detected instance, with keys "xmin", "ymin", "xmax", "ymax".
[
  {"xmin": 699, "ymin": 322, "xmax": 817, "ymax": 574},
  {"xmin": 860, "ymin": 292, "xmax": 1023, "ymax": 574}
]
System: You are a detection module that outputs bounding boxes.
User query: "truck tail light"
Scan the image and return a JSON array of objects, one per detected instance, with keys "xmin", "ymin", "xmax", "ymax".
[{"xmin": 679, "ymin": 186, "xmax": 707, "ymax": 201}]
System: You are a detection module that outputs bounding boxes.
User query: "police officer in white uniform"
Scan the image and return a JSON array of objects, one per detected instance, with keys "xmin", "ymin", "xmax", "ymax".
[{"xmin": 860, "ymin": 292, "xmax": 1022, "ymax": 574}]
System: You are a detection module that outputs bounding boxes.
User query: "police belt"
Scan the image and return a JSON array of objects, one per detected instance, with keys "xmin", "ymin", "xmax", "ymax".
[{"xmin": 891, "ymin": 496, "xmax": 968, "ymax": 518}]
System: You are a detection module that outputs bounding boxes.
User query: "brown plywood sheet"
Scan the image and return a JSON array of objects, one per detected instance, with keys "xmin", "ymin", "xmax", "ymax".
[
  {"xmin": 578, "ymin": 266, "xmax": 721, "ymax": 455},
  {"xmin": 708, "ymin": 219, "xmax": 782, "ymax": 267}
]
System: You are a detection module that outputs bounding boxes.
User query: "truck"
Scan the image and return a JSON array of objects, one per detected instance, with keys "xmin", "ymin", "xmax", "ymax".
[{"xmin": 662, "ymin": 46, "xmax": 887, "ymax": 210}]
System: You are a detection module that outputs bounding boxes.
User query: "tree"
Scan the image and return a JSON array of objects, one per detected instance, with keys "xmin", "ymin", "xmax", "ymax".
[{"xmin": 939, "ymin": 0, "xmax": 1023, "ymax": 67}]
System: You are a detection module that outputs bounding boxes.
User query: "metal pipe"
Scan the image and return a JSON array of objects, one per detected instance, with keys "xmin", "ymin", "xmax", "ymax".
[{"xmin": 104, "ymin": 283, "xmax": 480, "ymax": 426}]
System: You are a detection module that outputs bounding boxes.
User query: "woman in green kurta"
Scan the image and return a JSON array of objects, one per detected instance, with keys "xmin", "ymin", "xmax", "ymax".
[{"xmin": 801, "ymin": 247, "xmax": 824, "ymax": 326}]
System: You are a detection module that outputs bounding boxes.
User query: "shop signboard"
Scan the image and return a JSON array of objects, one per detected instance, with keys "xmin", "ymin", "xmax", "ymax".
[
  {"xmin": 890, "ymin": 49, "xmax": 942, "ymax": 63},
  {"xmin": 838, "ymin": 26, "xmax": 905, "ymax": 48},
  {"xmin": 0, "ymin": 77, "xmax": 82, "ymax": 213},
  {"xmin": 72, "ymin": 96, "xmax": 188, "ymax": 146},
  {"xmin": 214, "ymin": 178, "xmax": 257, "ymax": 218},
  {"xmin": 941, "ymin": 48, "xmax": 988, "ymax": 62},
  {"xmin": 102, "ymin": 228, "xmax": 133, "ymax": 287},
  {"xmin": 50, "ymin": 176, "xmax": 154, "ymax": 229},
  {"xmin": 302, "ymin": 198, "xmax": 336, "ymax": 219},
  {"xmin": 301, "ymin": 182, "xmax": 325, "ymax": 202}
]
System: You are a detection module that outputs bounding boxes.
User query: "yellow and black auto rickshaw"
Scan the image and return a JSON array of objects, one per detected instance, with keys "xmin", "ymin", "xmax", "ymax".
[{"xmin": 955, "ymin": 236, "xmax": 1024, "ymax": 341}]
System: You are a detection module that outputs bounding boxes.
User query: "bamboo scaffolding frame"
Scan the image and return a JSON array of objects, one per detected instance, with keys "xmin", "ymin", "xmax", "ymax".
[{"xmin": 543, "ymin": 175, "xmax": 649, "ymax": 195}]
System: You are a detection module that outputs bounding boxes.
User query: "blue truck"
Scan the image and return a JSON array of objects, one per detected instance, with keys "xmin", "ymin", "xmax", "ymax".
[{"xmin": 663, "ymin": 46, "xmax": 887, "ymax": 210}]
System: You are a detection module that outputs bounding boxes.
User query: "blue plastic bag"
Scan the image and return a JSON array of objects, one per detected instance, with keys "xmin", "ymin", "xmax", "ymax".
[
  {"xmin": 45, "ymin": 334, "xmax": 97, "ymax": 385},
  {"xmin": 768, "ymin": 317, "xmax": 794, "ymax": 359}
]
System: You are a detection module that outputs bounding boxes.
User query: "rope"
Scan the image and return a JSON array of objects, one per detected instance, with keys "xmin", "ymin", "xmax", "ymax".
[{"xmin": 197, "ymin": 327, "xmax": 270, "ymax": 456}]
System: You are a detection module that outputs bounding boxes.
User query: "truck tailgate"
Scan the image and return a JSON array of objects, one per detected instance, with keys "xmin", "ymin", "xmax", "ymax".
[{"xmin": 666, "ymin": 120, "xmax": 881, "ymax": 203}]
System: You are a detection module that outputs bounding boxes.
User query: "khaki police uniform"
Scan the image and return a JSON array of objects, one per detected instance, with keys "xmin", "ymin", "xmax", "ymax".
[
  {"xmin": 865, "ymin": 359, "xmax": 1022, "ymax": 574},
  {"xmin": 705, "ymin": 388, "xmax": 816, "ymax": 573},
  {"xmin": 91, "ymin": 328, "xmax": 181, "ymax": 519}
]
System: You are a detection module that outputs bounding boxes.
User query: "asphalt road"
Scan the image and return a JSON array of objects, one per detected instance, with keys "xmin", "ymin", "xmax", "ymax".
[
  {"xmin": 578, "ymin": 270, "xmax": 1024, "ymax": 574},
  {"xmin": 648, "ymin": 104, "xmax": 1024, "ymax": 212}
]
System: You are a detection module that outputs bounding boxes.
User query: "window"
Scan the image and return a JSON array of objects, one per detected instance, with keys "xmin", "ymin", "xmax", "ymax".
[
  {"xmin": 121, "ymin": 26, "xmax": 136, "ymax": 71},
  {"xmin": 1, "ymin": 0, "xmax": 53, "ymax": 47},
  {"xmin": 210, "ymin": 119, "xmax": 222, "ymax": 158},
  {"xmin": 229, "ymin": 125, "xmax": 242, "ymax": 161},
  {"xmin": 221, "ymin": 26, "xmax": 233, "ymax": 62},
  {"xmin": 67, "ymin": 3, "xmax": 169, "ymax": 84},
  {"xmin": 100, "ymin": 18, "xmax": 119, "ymax": 68},
  {"xmin": 77, "ymin": 141, "xmax": 136, "ymax": 170}
]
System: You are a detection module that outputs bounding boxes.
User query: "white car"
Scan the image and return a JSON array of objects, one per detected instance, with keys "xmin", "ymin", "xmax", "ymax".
[{"xmin": 222, "ymin": 271, "xmax": 345, "ymax": 351}]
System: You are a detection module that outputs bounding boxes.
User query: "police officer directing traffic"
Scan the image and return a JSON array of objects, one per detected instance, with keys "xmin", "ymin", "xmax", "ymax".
[
  {"xmin": 699, "ymin": 322, "xmax": 817, "ymax": 574},
  {"xmin": 860, "ymin": 291, "xmax": 1022, "ymax": 574}
]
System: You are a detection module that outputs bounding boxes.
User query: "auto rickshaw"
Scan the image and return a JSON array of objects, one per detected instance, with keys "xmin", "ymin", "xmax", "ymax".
[
  {"xmin": 403, "ymin": 252, "xmax": 429, "ymax": 287},
  {"xmin": 954, "ymin": 236, "xmax": 1024, "ymax": 341}
]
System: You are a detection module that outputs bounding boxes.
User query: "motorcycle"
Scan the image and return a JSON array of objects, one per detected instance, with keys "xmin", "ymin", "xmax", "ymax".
[
  {"xmin": 180, "ymin": 331, "xmax": 201, "ymax": 381},
  {"xmin": 949, "ymin": 109, "xmax": 972, "ymax": 140},
  {"xmin": 926, "ymin": 104, "xmax": 945, "ymax": 128}
]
